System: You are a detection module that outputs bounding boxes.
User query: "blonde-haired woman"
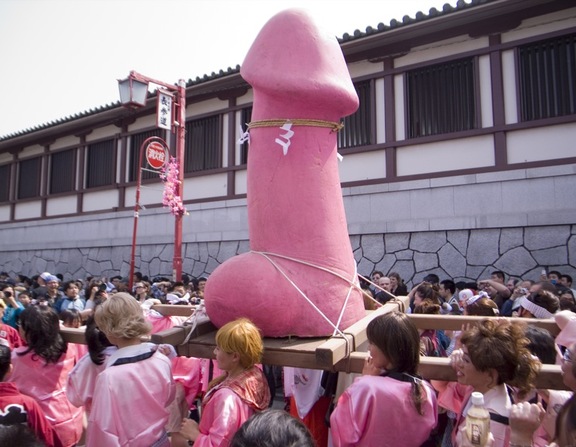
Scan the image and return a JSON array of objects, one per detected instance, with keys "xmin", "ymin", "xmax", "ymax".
[
  {"xmin": 180, "ymin": 318, "xmax": 271, "ymax": 447},
  {"xmin": 87, "ymin": 292, "xmax": 175, "ymax": 447}
]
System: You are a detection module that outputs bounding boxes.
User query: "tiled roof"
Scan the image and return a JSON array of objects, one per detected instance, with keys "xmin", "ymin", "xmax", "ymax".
[
  {"xmin": 0, "ymin": 0, "xmax": 493, "ymax": 143},
  {"xmin": 337, "ymin": 0, "xmax": 493, "ymax": 43}
]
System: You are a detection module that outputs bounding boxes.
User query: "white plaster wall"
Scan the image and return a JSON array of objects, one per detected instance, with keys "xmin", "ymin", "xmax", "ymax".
[
  {"xmin": 502, "ymin": 49, "xmax": 518, "ymax": 125},
  {"xmin": 84, "ymin": 189, "xmax": 119, "ymax": 212},
  {"xmin": 186, "ymin": 98, "xmax": 226, "ymax": 117},
  {"xmin": 51, "ymin": 135, "xmax": 79, "ymax": 150},
  {"xmin": 237, "ymin": 89, "xmax": 254, "ymax": 106},
  {"xmin": 128, "ymin": 114, "xmax": 157, "ymax": 131},
  {"xmin": 348, "ymin": 60, "xmax": 383, "ymax": 78},
  {"xmin": 507, "ymin": 123, "xmax": 576, "ymax": 164},
  {"xmin": 501, "ymin": 8, "xmax": 576, "ymax": 43},
  {"xmin": 20, "ymin": 144, "xmax": 44, "ymax": 158},
  {"xmin": 396, "ymin": 135, "xmax": 494, "ymax": 176},
  {"xmin": 0, "ymin": 205, "xmax": 10, "ymax": 221},
  {"xmin": 14, "ymin": 201, "xmax": 41, "ymax": 220},
  {"xmin": 222, "ymin": 114, "xmax": 229, "ymax": 167},
  {"xmin": 394, "ymin": 75, "xmax": 405, "ymax": 141},
  {"xmin": 184, "ymin": 173, "xmax": 228, "ymax": 200},
  {"xmin": 375, "ymin": 78, "xmax": 385, "ymax": 144},
  {"xmin": 86, "ymin": 125, "xmax": 119, "ymax": 142},
  {"xmin": 395, "ymin": 35, "xmax": 488, "ymax": 68},
  {"xmin": 235, "ymin": 169, "xmax": 247, "ymax": 195},
  {"xmin": 338, "ymin": 151, "xmax": 386, "ymax": 183},
  {"xmin": 46, "ymin": 195, "xmax": 76, "ymax": 216},
  {"xmin": 125, "ymin": 182, "xmax": 163, "ymax": 208},
  {"xmin": 478, "ymin": 55, "xmax": 493, "ymax": 128}
]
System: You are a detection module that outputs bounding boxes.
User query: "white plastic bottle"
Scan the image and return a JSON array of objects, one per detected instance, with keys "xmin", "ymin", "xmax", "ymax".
[{"xmin": 465, "ymin": 391, "xmax": 491, "ymax": 446}]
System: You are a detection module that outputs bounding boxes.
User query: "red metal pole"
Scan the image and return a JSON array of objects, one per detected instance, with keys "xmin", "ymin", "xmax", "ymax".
[
  {"xmin": 129, "ymin": 140, "xmax": 146, "ymax": 291},
  {"xmin": 172, "ymin": 80, "xmax": 186, "ymax": 282}
]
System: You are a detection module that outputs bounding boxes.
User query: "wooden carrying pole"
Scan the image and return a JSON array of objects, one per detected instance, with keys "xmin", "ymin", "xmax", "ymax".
[{"xmin": 60, "ymin": 297, "xmax": 569, "ymax": 390}]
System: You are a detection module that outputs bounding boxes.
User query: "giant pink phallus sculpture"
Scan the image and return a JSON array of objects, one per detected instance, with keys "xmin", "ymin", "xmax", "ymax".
[{"xmin": 204, "ymin": 8, "xmax": 366, "ymax": 337}]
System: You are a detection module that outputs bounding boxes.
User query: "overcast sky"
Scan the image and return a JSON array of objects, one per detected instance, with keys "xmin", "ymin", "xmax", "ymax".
[{"xmin": 0, "ymin": 0, "xmax": 461, "ymax": 137}]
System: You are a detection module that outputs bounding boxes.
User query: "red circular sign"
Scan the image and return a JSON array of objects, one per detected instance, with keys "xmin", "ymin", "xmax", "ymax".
[{"xmin": 146, "ymin": 141, "xmax": 168, "ymax": 169}]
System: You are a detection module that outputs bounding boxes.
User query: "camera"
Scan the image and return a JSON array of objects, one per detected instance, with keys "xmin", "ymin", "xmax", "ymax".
[{"xmin": 98, "ymin": 283, "xmax": 107, "ymax": 292}]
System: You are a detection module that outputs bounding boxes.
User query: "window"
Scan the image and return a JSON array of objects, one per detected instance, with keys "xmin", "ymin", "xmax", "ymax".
[
  {"xmin": 338, "ymin": 80, "xmax": 372, "ymax": 149},
  {"xmin": 50, "ymin": 149, "xmax": 75, "ymax": 194},
  {"xmin": 406, "ymin": 57, "xmax": 476, "ymax": 138},
  {"xmin": 86, "ymin": 139, "xmax": 115, "ymax": 188},
  {"xmin": 184, "ymin": 115, "xmax": 221, "ymax": 172},
  {"xmin": 240, "ymin": 107, "xmax": 252, "ymax": 164},
  {"xmin": 18, "ymin": 157, "xmax": 41, "ymax": 199},
  {"xmin": 519, "ymin": 33, "xmax": 576, "ymax": 121},
  {"xmin": 129, "ymin": 130, "xmax": 164, "ymax": 182},
  {"xmin": 0, "ymin": 164, "xmax": 10, "ymax": 202}
]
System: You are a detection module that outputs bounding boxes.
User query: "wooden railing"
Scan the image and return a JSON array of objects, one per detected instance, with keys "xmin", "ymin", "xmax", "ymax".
[{"xmin": 60, "ymin": 298, "xmax": 568, "ymax": 390}]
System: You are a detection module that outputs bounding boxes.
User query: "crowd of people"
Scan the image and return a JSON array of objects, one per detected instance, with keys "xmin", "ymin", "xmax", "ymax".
[{"xmin": 0, "ymin": 266, "xmax": 574, "ymax": 446}]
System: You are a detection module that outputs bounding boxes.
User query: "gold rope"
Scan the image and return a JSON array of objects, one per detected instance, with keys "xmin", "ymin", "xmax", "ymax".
[{"xmin": 247, "ymin": 119, "xmax": 344, "ymax": 132}]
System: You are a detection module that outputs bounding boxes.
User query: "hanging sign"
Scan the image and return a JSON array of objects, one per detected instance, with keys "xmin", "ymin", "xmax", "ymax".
[{"xmin": 157, "ymin": 90, "xmax": 174, "ymax": 130}]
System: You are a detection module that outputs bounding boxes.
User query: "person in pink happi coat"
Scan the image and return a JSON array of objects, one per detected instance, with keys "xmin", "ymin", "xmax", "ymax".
[
  {"xmin": 11, "ymin": 305, "xmax": 83, "ymax": 447},
  {"xmin": 86, "ymin": 293, "xmax": 175, "ymax": 447},
  {"xmin": 330, "ymin": 312, "xmax": 438, "ymax": 447},
  {"xmin": 180, "ymin": 318, "xmax": 270, "ymax": 447}
]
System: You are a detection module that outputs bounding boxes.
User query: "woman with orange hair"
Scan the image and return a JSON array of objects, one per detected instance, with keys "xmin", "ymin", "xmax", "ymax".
[{"xmin": 180, "ymin": 318, "xmax": 271, "ymax": 447}]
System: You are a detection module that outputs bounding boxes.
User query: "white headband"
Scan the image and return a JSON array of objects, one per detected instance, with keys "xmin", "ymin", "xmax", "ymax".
[
  {"xmin": 466, "ymin": 291, "xmax": 489, "ymax": 306},
  {"xmin": 518, "ymin": 296, "xmax": 554, "ymax": 319}
]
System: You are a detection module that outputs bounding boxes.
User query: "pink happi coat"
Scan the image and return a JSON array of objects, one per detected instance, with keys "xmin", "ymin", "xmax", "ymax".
[
  {"xmin": 86, "ymin": 344, "xmax": 175, "ymax": 447},
  {"xmin": 194, "ymin": 366, "xmax": 270, "ymax": 447},
  {"xmin": 11, "ymin": 344, "xmax": 84, "ymax": 447},
  {"xmin": 330, "ymin": 375, "xmax": 437, "ymax": 447}
]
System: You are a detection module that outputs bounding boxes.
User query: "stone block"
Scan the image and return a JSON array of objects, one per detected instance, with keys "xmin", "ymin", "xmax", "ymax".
[
  {"xmin": 414, "ymin": 252, "xmax": 439, "ymax": 272},
  {"xmin": 429, "ymin": 217, "xmax": 477, "ymax": 231},
  {"xmin": 501, "ymin": 178, "xmax": 553, "ymax": 213},
  {"xmin": 476, "ymin": 170, "xmax": 526, "ymax": 183},
  {"xmin": 430, "ymin": 174, "xmax": 477, "ymax": 188},
  {"xmin": 388, "ymin": 179, "xmax": 431, "ymax": 192},
  {"xmin": 438, "ymin": 243, "xmax": 467, "ymax": 278},
  {"xmin": 374, "ymin": 254, "xmax": 397, "ymax": 277},
  {"xmin": 500, "ymin": 228, "xmax": 524, "ymax": 254},
  {"xmin": 361, "ymin": 234, "xmax": 385, "ymax": 263},
  {"xmin": 467, "ymin": 229, "xmax": 501, "ymax": 265},
  {"xmin": 477, "ymin": 213, "xmax": 528, "ymax": 229},
  {"xmin": 454, "ymin": 183, "xmax": 503, "ymax": 217},
  {"xmin": 388, "ymin": 260, "xmax": 415, "ymax": 285},
  {"xmin": 494, "ymin": 246, "xmax": 537, "ymax": 277},
  {"xmin": 357, "ymin": 258, "xmax": 375, "ymax": 276},
  {"xmin": 385, "ymin": 233, "xmax": 410, "ymax": 253},
  {"xmin": 532, "ymin": 246, "xmax": 568, "ymax": 267},
  {"xmin": 526, "ymin": 164, "xmax": 576, "ymax": 178},
  {"xmin": 569, "ymin": 235, "xmax": 576, "ymax": 266},
  {"xmin": 238, "ymin": 240, "xmax": 251, "ymax": 254},
  {"xmin": 370, "ymin": 191, "xmax": 411, "ymax": 222},
  {"xmin": 386, "ymin": 219, "xmax": 430, "ymax": 233},
  {"xmin": 447, "ymin": 230, "xmax": 469, "ymax": 256},
  {"xmin": 409, "ymin": 187, "xmax": 454, "ymax": 219},
  {"xmin": 524, "ymin": 226, "xmax": 571, "ymax": 250},
  {"xmin": 410, "ymin": 231, "xmax": 446, "ymax": 253},
  {"xmin": 217, "ymin": 241, "xmax": 240, "ymax": 263},
  {"xmin": 396, "ymin": 249, "xmax": 414, "ymax": 261}
]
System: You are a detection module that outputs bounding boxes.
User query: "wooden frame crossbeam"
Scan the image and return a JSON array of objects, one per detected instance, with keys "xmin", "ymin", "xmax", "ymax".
[{"xmin": 59, "ymin": 296, "xmax": 567, "ymax": 389}]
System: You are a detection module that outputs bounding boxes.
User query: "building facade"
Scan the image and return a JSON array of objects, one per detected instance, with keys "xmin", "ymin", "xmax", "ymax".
[{"xmin": 1, "ymin": 0, "xmax": 575, "ymax": 285}]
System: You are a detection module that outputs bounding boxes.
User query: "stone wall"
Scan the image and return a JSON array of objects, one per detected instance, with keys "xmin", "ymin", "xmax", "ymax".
[{"xmin": 3, "ymin": 225, "xmax": 574, "ymax": 286}]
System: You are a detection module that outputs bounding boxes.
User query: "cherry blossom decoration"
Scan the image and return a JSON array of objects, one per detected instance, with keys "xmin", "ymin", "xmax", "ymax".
[{"xmin": 159, "ymin": 156, "xmax": 188, "ymax": 217}]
